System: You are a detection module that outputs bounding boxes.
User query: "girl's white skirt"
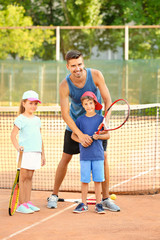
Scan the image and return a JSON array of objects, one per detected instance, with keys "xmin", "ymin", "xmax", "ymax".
[{"xmin": 17, "ymin": 152, "xmax": 41, "ymax": 170}]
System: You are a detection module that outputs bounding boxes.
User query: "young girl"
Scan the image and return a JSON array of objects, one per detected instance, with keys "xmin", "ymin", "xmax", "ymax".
[
  {"xmin": 71, "ymin": 91, "xmax": 110, "ymax": 214},
  {"xmin": 11, "ymin": 90, "xmax": 46, "ymax": 214}
]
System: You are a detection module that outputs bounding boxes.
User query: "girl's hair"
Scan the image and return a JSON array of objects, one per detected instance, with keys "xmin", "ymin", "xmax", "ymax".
[
  {"xmin": 81, "ymin": 96, "xmax": 96, "ymax": 104},
  {"xmin": 18, "ymin": 99, "xmax": 27, "ymax": 115}
]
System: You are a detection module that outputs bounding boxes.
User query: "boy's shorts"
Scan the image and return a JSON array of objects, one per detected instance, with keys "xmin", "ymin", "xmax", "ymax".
[
  {"xmin": 80, "ymin": 160, "xmax": 105, "ymax": 183},
  {"xmin": 63, "ymin": 130, "xmax": 107, "ymax": 155}
]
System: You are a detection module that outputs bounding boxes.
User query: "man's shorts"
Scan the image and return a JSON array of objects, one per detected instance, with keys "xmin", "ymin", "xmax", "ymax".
[
  {"xmin": 63, "ymin": 130, "xmax": 107, "ymax": 155},
  {"xmin": 80, "ymin": 160, "xmax": 105, "ymax": 183}
]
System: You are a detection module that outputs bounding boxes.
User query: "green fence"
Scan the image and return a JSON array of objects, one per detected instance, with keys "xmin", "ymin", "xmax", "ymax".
[{"xmin": 0, "ymin": 59, "xmax": 160, "ymax": 106}]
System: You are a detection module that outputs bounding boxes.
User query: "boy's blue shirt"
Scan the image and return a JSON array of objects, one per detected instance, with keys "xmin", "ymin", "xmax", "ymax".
[{"xmin": 76, "ymin": 114, "xmax": 104, "ymax": 161}]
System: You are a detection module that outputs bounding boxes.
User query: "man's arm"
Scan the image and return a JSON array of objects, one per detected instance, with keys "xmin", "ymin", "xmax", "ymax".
[
  {"xmin": 71, "ymin": 132, "xmax": 80, "ymax": 143},
  {"xmin": 92, "ymin": 69, "xmax": 112, "ymax": 112},
  {"xmin": 59, "ymin": 79, "xmax": 92, "ymax": 147}
]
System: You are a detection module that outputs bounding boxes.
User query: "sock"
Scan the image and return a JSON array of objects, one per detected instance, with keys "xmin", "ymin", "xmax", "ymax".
[
  {"xmin": 102, "ymin": 198, "xmax": 109, "ymax": 201},
  {"xmin": 52, "ymin": 194, "xmax": 58, "ymax": 197}
]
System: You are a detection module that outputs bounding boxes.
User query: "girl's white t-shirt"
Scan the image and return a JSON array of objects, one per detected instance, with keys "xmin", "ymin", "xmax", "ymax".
[{"xmin": 14, "ymin": 114, "xmax": 42, "ymax": 152}]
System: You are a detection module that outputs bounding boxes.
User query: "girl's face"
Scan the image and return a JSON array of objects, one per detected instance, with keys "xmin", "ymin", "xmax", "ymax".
[
  {"xmin": 23, "ymin": 100, "xmax": 38, "ymax": 114},
  {"xmin": 82, "ymin": 98, "xmax": 96, "ymax": 116}
]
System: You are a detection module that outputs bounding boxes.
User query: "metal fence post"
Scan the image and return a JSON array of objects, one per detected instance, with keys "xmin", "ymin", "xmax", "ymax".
[
  {"xmin": 56, "ymin": 26, "xmax": 60, "ymax": 61},
  {"xmin": 125, "ymin": 26, "xmax": 129, "ymax": 60}
]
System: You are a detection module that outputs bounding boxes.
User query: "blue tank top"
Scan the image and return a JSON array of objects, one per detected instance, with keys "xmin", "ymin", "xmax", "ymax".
[{"xmin": 66, "ymin": 68, "xmax": 102, "ymax": 131}]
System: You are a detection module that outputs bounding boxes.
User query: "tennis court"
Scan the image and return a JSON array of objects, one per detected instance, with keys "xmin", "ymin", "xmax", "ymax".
[
  {"xmin": 0, "ymin": 190, "xmax": 160, "ymax": 240},
  {"xmin": 0, "ymin": 104, "xmax": 160, "ymax": 240}
]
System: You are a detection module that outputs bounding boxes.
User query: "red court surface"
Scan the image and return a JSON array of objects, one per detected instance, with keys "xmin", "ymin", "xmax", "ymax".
[{"xmin": 0, "ymin": 189, "xmax": 160, "ymax": 240}]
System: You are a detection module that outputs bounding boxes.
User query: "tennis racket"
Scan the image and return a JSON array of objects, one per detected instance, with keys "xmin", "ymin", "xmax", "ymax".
[
  {"xmin": 96, "ymin": 99, "xmax": 130, "ymax": 133},
  {"xmin": 8, "ymin": 149, "xmax": 23, "ymax": 216}
]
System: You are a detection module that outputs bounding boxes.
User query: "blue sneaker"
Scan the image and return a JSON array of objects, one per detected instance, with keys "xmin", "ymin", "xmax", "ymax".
[
  {"xmin": 16, "ymin": 203, "xmax": 34, "ymax": 214},
  {"xmin": 95, "ymin": 203, "xmax": 105, "ymax": 214},
  {"xmin": 73, "ymin": 203, "xmax": 88, "ymax": 213},
  {"xmin": 27, "ymin": 201, "xmax": 40, "ymax": 212}
]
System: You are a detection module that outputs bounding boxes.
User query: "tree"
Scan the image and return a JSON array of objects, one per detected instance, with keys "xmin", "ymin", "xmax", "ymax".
[
  {"xmin": 100, "ymin": 0, "xmax": 160, "ymax": 59},
  {"xmin": 0, "ymin": 5, "xmax": 55, "ymax": 60}
]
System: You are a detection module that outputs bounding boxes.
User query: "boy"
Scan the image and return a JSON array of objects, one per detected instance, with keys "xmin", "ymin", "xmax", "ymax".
[{"xmin": 71, "ymin": 91, "xmax": 110, "ymax": 214}]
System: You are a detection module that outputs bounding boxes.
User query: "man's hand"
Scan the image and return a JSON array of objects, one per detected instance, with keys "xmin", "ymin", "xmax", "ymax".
[{"xmin": 78, "ymin": 133, "xmax": 93, "ymax": 147}]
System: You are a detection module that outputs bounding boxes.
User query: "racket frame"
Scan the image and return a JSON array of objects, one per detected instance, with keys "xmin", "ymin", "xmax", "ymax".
[
  {"xmin": 8, "ymin": 150, "xmax": 23, "ymax": 216},
  {"xmin": 96, "ymin": 98, "xmax": 130, "ymax": 133}
]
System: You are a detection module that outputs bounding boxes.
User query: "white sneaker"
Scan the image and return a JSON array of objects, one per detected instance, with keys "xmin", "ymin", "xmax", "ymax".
[
  {"xmin": 101, "ymin": 198, "xmax": 120, "ymax": 212},
  {"xmin": 47, "ymin": 194, "xmax": 58, "ymax": 209}
]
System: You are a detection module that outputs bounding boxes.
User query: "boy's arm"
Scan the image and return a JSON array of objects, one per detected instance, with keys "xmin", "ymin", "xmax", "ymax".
[
  {"xmin": 93, "ymin": 131, "xmax": 110, "ymax": 141},
  {"xmin": 11, "ymin": 125, "xmax": 24, "ymax": 151}
]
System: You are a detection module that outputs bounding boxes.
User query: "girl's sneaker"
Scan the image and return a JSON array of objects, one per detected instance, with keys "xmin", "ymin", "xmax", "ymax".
[
  {"xmin": 95, "ymin": 203, "xmax": 106, "ymax": 214},
  {"xmin": 73, "ymin": 203, "xmax": 88, "ymax": 213},
  {"xmin": 27, "ymin": 201, "xmax": 40, "ymax": 212},
  {"xmin": 16, "ymin": 203, "xmax": 34, "ymax": 214}
]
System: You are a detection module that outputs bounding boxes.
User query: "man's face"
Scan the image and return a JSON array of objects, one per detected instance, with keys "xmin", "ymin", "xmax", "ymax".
[{"xmin": 66, "ymin": 56, "xmax": 85, "ymax": 78}]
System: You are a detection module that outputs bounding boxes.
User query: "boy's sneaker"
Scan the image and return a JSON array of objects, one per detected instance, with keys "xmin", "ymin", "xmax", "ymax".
[
  {"xmin": 47, "ymin": 194, "xmax": 58, "ymax": 209},
  {"xmin": 73, "ymin": 203, "xmax": 88, "ymax": 213},
  {"xmin": 16, "ymin": 203, "xmax": 34, "ymax": 214},
  {"xmin": 101, "ymin": 198, "xmax": 120, "ymax": 212},
  {"xmin": 27, "ymin": 201, "xmax": 40, "ymax": 212},
  {"xmin": 95, "ymin": 203, "xmax": 105, "ymax": 214}
]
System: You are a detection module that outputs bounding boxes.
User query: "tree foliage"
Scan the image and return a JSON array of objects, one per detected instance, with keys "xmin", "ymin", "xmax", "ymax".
[
  {"xmin": 0, "ymin": 5, "xmax": 55, "ymax": 60},
  {"xmin": 100, "ymin": 0, "xmax": 160, "ymax": 59},
  {"xmin": 1, "ymin": 1, "xmax": 160, "ymax": 59}
]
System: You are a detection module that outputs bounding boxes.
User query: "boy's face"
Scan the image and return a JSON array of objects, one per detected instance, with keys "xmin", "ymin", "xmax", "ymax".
[
  {"xmin": 82, "ymin": 98, "xmax": 95, "ymax": 115},
  {"xmin": 66, "ymin": 56, "xmax": 85, "ymax": 79}
]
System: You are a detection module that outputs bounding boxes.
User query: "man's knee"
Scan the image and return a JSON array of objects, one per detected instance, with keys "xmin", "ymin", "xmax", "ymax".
[{"xmin": 60, "ymin": 153, "xmax": 72, "ymax": 165}]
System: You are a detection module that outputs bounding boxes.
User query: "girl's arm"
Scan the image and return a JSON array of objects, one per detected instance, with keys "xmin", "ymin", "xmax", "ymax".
[
  {"xmin": 41, "ymin": 140, "xmax": 46, "ymax": 166},
  {"xmin": 11, "ymin": 125, "xmax": 24, "ymax": 151}
]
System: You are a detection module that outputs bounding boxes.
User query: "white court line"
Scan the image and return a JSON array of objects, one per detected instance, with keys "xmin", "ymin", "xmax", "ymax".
[
  {"xmin": 2, "ymin": 203, "xmax": 77, "ymax": 240},
  {"xmin": 2, "ymin": 194, "xmax": 94, "ymax": 240},
  {"xmin": 109, "ymin": 166, "xmax": 160, "ymax": 189}
]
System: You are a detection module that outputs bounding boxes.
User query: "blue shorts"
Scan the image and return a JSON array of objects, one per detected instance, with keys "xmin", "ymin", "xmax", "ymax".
[{"xmin": 80, "ymin": 160, "xmax": 105, "ymax": 183}]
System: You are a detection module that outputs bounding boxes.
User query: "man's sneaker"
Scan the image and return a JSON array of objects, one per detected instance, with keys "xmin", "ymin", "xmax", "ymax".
[
  {"xmin": 47, "ymin": 194, "xmax": 58, "ymax": 209},
  {"xmin": 95, "ymin": 203, "xmax": 105, "ymax": 214},
  {"xmin": 101, "ymin": 198, "xmax": 120, "ymax": 212},
  {"xmin": 16, "ymin": 203, "xmax": 34, "ymax": 214},
  {"xmin": 27, "ymin": 201, "xmax": 40, "ymax": 212},
  {"xmin": 73, "ymin": 203, "xmax": 88, "ymax": 213}
]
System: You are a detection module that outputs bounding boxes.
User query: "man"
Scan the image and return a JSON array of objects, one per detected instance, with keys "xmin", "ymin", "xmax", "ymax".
[{"xmin": 47, "ymin": 50, "xmax": 120, "ymax": 211}]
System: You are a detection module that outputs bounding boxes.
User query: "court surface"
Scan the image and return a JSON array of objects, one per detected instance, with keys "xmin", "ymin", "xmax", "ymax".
[{"xmin": 0, "ymin": 189, "xmax": 160, "ymax": 240}]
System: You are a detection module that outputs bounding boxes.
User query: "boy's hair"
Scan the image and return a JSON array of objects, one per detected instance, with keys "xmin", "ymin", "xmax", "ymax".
[
  {"xmin": 18, "ymin": 99, "xmax": 27, "ymax": 115},
  {"xmin": 65, "ymin": 50, "xmax": 82, "ymax": 62},
  {"xmin": 81, "ymin": 96, "xmax": 96, "ymax": 104}
]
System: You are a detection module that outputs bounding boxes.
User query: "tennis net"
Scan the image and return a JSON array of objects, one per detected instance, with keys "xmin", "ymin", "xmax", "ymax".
[{"xmin": 0, "ymin": 104, "xmax": 159, "ymax": 194}]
